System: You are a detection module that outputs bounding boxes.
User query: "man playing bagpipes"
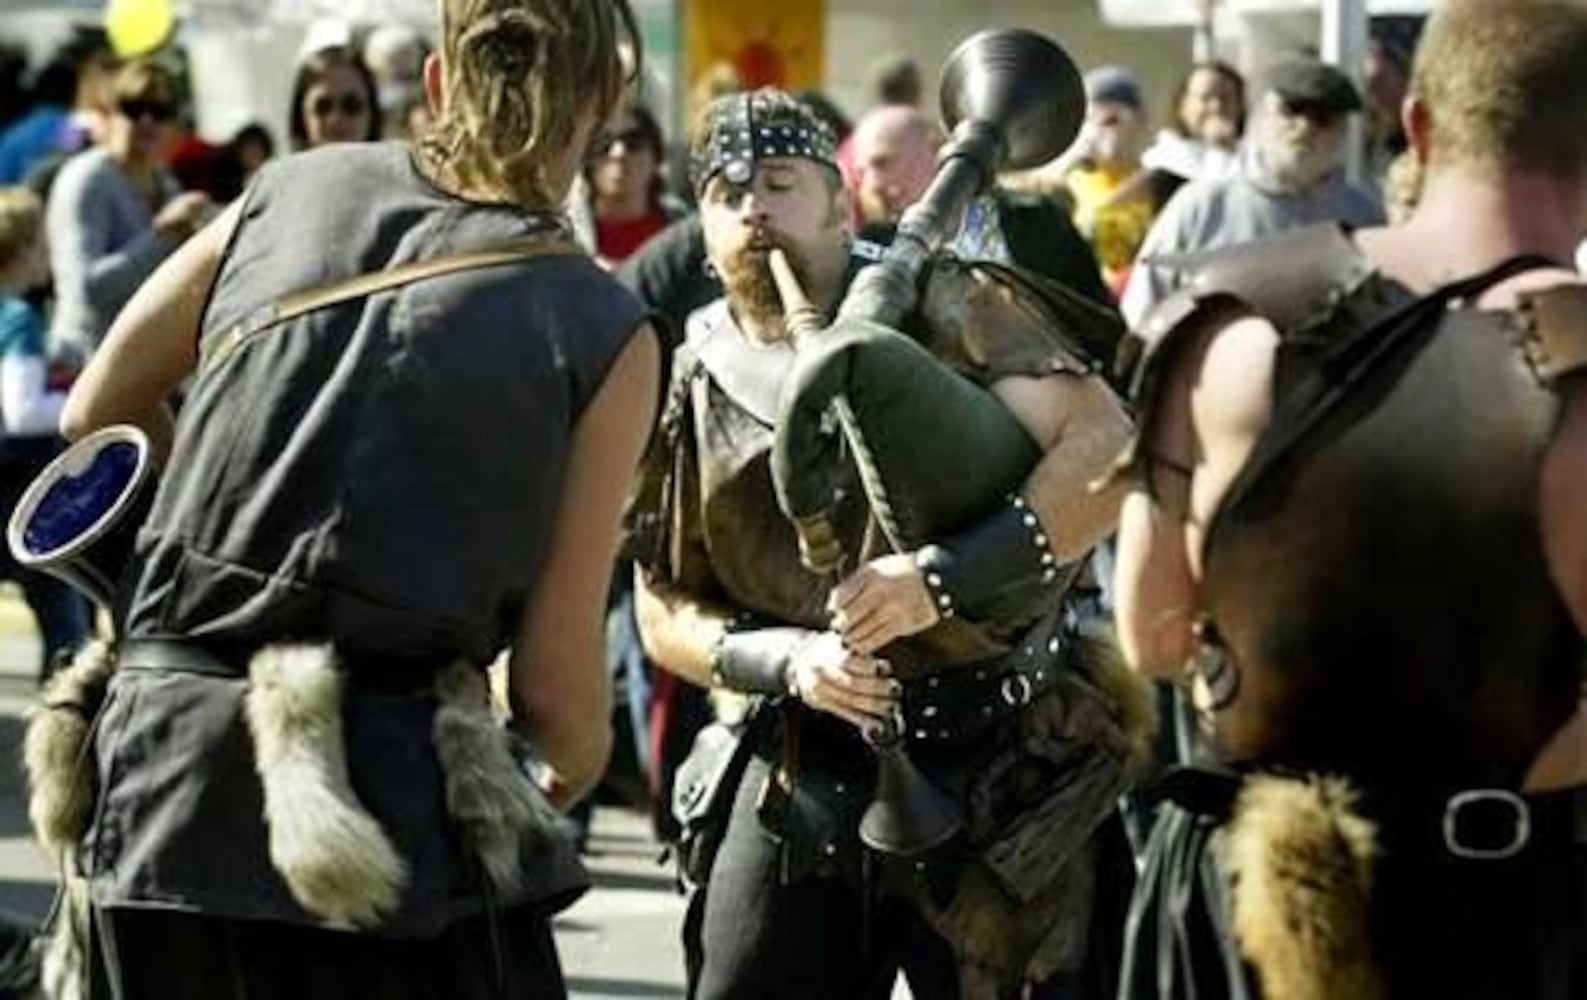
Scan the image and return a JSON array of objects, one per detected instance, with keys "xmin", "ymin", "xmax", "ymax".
[
  {"xmin": 629, "ymin": 85, "xmax": 1151, "ymax": 999},
  {"xmin": 1112, "ymin": 2, "xmax": 1587, "ymax": 996}
]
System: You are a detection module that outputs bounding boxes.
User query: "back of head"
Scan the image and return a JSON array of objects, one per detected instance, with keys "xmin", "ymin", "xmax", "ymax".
[
  {"xmin": 416, "ymin": 0, "xmax": 637, "ymax": 207},
  {"xmin": 869, "ymin": 53, "xmax": 922, "ymax": 108},
  {"xmin": 851, "ymin": 105, "xmax": 939, "ymax": 160},
  {"xmin": 1412, "ymin": 0, "xmax": 1587, "ymax": 178}
]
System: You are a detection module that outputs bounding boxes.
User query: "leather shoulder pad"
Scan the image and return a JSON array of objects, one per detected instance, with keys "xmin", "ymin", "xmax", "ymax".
[
  {"xmin": 1107, "ymin": 226, "xmax": 1369, "ymax": 491},
  {"xmin": 1517, "ymin": 283, "xmax": 1587, "ymax": 384},
  {"xmin": 1153, "ymin": 224, "xmax": 1373, "ymax": 332},
  {"xmin": 1117, "ymin": 224, "xmax": 1372, "ymax": 398},
  {"xmin": 915, "ymin": 256, "xmax": 1118, "ymax": 385}
]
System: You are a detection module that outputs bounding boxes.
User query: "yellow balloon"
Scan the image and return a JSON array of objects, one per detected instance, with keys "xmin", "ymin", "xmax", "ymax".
[{"xmin": 105, "ymin": 0, "xmax": 175, "ymax": 59}]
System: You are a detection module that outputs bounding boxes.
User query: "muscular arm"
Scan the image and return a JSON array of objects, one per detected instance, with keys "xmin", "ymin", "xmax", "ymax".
[
  {"xmin": 509, "ymin": 326, "xmax": 659, "ymax": 808},
  {"xmin": 1114, "ymin": 305, "xmax": 1277, "ymax": 678},
  {"xmin": 991, "ymin": 370, "xmax": 1132, "ymax": 562},
  {"xmin": 1541, "ymin": 385, "xmax": 1587, "ymax": 633},
  {"xmin": 832, "ymin": 369, "xmax": 1133, "ymax": 653},
  {"xmin": 61, "ymin": 199, "xmax": 243, "ymax": 459},
  {"xmin": 633, "ymin": 568, "xmax": 730, "ymax": 689},
  {"xmin": 1526, "ymin": 383, "xmax": 1587, "ymax": 791}
]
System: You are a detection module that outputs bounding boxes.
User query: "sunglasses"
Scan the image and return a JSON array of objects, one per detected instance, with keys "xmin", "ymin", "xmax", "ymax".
[
  {"xmin": 592, "ymin": 127, "xmax": 654, "ymax": 155},
  {"xmin": 118, "ymin": 98, "xmax": 177, "ymax": 123},
  {"xmin": 309, "ymin": 94, "xmax": 370, "ymax": 119},
  {"xmin": 1279, "ymin": 99, "xmax": 1343, "ymax": 124}
]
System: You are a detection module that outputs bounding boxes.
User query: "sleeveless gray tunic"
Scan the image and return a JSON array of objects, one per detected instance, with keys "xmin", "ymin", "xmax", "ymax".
[{"xmin": 86, "ymin": 142, "xmax": 647, "ymax": 934}]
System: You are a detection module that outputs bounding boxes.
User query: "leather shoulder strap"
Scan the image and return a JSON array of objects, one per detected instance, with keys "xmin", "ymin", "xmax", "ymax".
[
  {"xmin": 686, "ymin": 299, "xmax": 793, "ymax": 426},
  {"xmin": 1517, "ymin": 284, "xmax": 1587, "ymax": 384},
  {"xmin": 200, "ymin": 237, "xmax": 583, "ymax": 373}
]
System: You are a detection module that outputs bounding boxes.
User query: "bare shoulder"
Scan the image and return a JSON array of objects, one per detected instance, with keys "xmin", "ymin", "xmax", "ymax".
[{"xmin": 1191, "ymin": 312, "xmax": 1280, "ymax": 438}]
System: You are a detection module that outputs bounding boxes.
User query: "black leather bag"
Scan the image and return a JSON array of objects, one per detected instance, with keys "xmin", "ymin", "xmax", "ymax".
[{"xmin": 670, "ymin": 717, "xmax": 755, "ymax": 889}]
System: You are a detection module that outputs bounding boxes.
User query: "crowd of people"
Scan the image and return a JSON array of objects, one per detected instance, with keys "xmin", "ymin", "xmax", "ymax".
[{"xmin": 0, "ymin": 0, "xmax": 1580, "ymax": 998}]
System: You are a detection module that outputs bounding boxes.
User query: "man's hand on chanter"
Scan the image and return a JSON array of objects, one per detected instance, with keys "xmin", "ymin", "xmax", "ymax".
[
  {"xmin": 828, "ymin": 553, "xmax": 941, "ymax": 655},
  {"xmin": 787, "ymin": 630, "xmax": 900, "ymax": 735}
]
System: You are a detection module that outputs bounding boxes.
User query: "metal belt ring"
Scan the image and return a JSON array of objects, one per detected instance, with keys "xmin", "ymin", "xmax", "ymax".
[
  {"xmin": 999, "ymin": 673, "xmax": 1034, "ymax": 708},
  {"xmin": 1443, "ymin": 788, "xmax": 1531, "ymax": 860}
]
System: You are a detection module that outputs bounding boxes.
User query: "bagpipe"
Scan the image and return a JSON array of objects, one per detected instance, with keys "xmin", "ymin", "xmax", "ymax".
[
  {"xmin": 772, "ymin": 28, "xmax": 1089, "ymax": 576},
  {"xmin": 767, "ymin": 30, "xmax": 1092, "ymax": 857}
]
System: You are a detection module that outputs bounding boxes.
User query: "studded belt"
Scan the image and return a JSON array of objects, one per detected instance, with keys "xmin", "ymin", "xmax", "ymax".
[{"xmin": 897, "ymin": 611, "xmax": 1067, "ymax": 745}]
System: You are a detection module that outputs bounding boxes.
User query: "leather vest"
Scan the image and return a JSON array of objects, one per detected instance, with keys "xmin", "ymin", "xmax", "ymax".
[
  {"xmin": 1120, "ymin": 225, "xmax": 1587, "ymax": 795},
  {"xmin": 124, "ymin": 143, "xmax": 645, "ymax": 665}
]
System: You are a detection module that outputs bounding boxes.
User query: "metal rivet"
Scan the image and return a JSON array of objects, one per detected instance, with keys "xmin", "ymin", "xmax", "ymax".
[
  {"xmin": 923, "ymin": 705, "xmax": 939, "ymax": 718},
  {"xmin": 1048, "ymin": 638, "xmax": 1059, "ymax": 654},
  {"xmin": 823, "ymin": 842, "xmax": 838, "ymax": 857}
]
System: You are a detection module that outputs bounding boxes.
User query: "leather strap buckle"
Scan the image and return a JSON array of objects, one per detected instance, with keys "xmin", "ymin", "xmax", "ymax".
[{"xmin": 1442, "ymin": 789, "xmax": 1531, "ymax": 860}]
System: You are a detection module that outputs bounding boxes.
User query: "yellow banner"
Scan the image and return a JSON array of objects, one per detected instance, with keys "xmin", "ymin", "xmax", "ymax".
[{"xmin": 684, "ymin": 0, "xmax": 825, "ymax": 100}]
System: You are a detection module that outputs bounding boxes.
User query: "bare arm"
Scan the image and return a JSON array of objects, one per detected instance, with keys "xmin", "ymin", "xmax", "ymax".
[
  {"xmin": 1525, "ymin": 383, "xmax": 1587, "ymax": 792},
  {"xmin": 831, "ymin": 370, "xmax": 1132, "ymax": 653},
  {"xmin": 633, "ymin": 567, "xmax": 730, "ymax": 689},
  {"xmin": 1114, "ymin": 305, "xmax": 1276, "ymax": 678},
  {"xmin": 1541, "ymin": 385, "xmax": 1587, "ymax": 633},
  {"xmin": 61, "ymin": 198, "xmax": 243, "ymax": 459},
  {"xmin": 993, "ymin": 370, "xmax": 1133, "ymax": 561},
  {"xmin": 509, "ymin": 325, "xmax": 660, "ymax": 808}
]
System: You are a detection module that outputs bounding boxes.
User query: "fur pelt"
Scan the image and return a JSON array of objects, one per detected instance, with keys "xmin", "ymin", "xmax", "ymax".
[
  {"xmin": 1226, "ymin": 774, "xmax": 1382, "ymax": 1000},
  {"xmin": 923, "ymin": 623, "xmax": 1151, "ymax": 997},
  {"xmin": 1070, "ymin": 619, "xmax": 1156, "ymax": 778},
  {"xmin": 24, "ymin": 641, "xmax": 116, "ymax": 861},
  {"xmin": 245, "ymin": 645, "xmax": 407, "ymax": 928},
  {"xmin": 39, "ymin": 867, "xmax": 89, "ymax": 1000},
  {"xmin": 431, "ymin": 661, "xmax": 559, "ymax": 892}
]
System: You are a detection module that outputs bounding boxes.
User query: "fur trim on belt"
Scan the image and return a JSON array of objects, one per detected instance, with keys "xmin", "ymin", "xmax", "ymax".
[
  {"xmin": 1226, "ymin": 774, "xmax": 1383, "ymax": 1000},
  {"xmin": 25, "ymin": 641, "xmax": 116, "ymax": 862},
  {"xmin": 246, "ymin": 645, "xmax": 409, "ymax": 928},
  {"xmin": 432, "ymin": 661, "xmax": 560, "ymax": 893}
]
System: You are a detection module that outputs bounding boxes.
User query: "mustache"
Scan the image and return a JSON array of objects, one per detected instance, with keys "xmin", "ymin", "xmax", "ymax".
[{"xmin": 718, "ymin": 230, "xmax": 816, "ymax": 326}]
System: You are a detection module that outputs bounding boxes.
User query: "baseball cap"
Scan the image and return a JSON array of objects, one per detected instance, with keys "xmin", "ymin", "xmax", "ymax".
[{"xmin": 1265, "ymin": 57, "xmax": 1364, "ymax": 117}]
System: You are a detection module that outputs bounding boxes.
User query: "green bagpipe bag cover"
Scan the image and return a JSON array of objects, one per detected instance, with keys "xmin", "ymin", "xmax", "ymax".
[{"xmin": 771, "ymin": 313, "xmax": 1040, "ymax": 572}]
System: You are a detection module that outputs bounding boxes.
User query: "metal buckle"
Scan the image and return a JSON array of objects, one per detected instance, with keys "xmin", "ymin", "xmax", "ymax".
[
  {"xmin": 1442, "ymin": 789, "xmax": 1531, "ymax": 860},
  {"xmin": 999, "ymin": 673, "xmax": 1033, "ymax": 708}
]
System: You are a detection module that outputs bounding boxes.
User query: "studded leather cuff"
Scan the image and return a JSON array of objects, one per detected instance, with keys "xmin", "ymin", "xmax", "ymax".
[
  {"xmin": 709, "ymin": 625, "xmax": 812, "ymax": 696},
  {"xmin": 913, "ymin": 494, "xmax": 1063, "ymax": 621}
]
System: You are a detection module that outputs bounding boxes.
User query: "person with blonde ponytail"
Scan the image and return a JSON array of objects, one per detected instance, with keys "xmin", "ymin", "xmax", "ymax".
[{"xmin": 45, "ymin": 1, "xmax": 658, "ymax": 997}]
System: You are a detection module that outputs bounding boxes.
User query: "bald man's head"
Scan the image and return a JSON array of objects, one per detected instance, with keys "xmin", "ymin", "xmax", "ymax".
[{"xmin": 850, "ymin": 106, "xmax": 942, "ymax": 225}]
